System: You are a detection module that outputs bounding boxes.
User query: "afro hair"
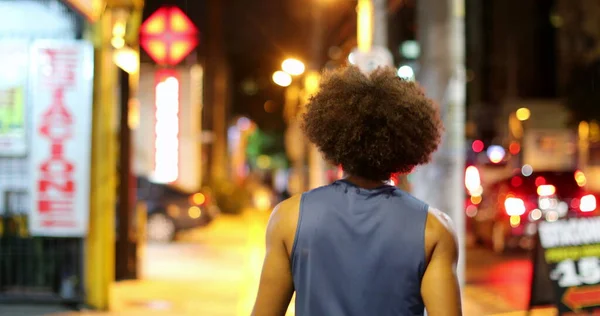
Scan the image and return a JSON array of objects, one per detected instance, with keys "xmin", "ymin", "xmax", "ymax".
[{"xmin": 301, "ymin": 66, "xmax": 443, "ymax": 181}]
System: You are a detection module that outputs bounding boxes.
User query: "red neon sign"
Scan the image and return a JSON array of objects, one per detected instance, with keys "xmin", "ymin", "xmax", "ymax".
[{"xmin": 140, "ymin": 6, "xmax": 199, "ymax": 66}]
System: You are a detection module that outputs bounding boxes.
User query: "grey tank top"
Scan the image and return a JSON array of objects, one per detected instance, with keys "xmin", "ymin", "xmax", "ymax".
[{"xmin": 291, "ymin": 179, "xmax": 429, "ymax": 316}]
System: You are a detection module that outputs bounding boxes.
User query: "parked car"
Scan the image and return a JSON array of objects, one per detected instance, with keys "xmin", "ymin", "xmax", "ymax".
[
  {"xmin": 471, "ymin": 170, "xmax": 597, "ymax": 253},
  {"xmin": 137, "ymin": 177, "xmax": 220, "ymax": 242}
]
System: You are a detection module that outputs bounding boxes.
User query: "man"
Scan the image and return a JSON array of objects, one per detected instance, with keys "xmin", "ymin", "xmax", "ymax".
[{"xmin": 252, "ymin": 66, "xmax": 462, "ymax": 316}]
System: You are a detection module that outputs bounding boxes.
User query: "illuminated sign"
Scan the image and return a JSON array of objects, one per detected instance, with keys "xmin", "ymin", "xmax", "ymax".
[
  {"xmin": 153, "ymin": 72, "xmax": 179, "ymax": 183},
  {"xmin": 140, "ymin": 6, "xmax": 199, "ymax": 66}
]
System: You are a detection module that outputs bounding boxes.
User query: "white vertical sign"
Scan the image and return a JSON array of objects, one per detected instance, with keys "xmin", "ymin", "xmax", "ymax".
[{"xmin": 28, "ymin": 40, "xmax": 94, "ymax": 237}]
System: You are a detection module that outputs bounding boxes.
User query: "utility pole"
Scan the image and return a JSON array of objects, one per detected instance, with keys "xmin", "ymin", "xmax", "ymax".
[
  {"xmin": 372, "ymin": 0, "xmax": 388, "ymax": 48},
  {"xmin": 206, "ymin": 0, "xmax": 229, "ymax": 182},
  {"xmin": 412, "ymin": 0, "xmax": 466, "ymax": 287}
]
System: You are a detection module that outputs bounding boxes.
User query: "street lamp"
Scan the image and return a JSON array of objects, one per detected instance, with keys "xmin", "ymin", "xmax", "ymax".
[
  {"xmin": 272, "ymin": 70, "xmax": 292, "ymax": 87},
  {"xmin": 282, "ymin": 58, "xmax": 306, "ymax": 76}
]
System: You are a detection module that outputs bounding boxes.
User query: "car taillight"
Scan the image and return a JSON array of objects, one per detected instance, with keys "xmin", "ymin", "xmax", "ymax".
[
  {"xmin": 505, "ymin": 197, "xmax": 526, "ymax": 216},
  {"xmin": 537, "ymin": 185, "xmax": 556, "ymax": 197},
  {"xmin": 580, "ymin": 194, "xmax": 596, "ymax": 213}
]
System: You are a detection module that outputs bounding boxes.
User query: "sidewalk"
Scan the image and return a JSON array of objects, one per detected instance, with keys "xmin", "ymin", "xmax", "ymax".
[
  {"xmin": 5, "ymin": 210, "xmax": 557, "ymax": 316},
  {"xmin": 22, "ymin": 283, "xmax": 551, "ymax": 316}
]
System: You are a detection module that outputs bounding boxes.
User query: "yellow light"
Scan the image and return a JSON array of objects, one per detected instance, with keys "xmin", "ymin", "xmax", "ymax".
[
  {"xmin": 128, "ymin": 98, "xmax": 140, "ymax": 129},
  {"xmin": 143, "ymin": 14, "xmax": 166, "ymax": 34},
  {"xmin": 304, "ymin": 71, "xmax": 320, "ymax": 96},
  {"xmin": 191, "ymin": 193, "xmax": 206, "ymax": 205},
  {"xmin": 253, "ymin": 189, "xmax": 272, "ymax": 211},
  {"xmin": 579, "ymin": 121, "xmax": 590, "ymax": 140},
  {"xmin": 170, "ymin": 12, "xmax": 190, "ymax": 33},
  {"xmin": 515, "ymin": 108, "xmax": 531, "ymax": 121},
  {"xmin": 575, "ymin": 170, "xmax": 587, "ymax": 187},
  {"xmin": 188, "ymin": 206, "xmax": 201, "ymax": 219},
  {"xmin": 112, "ymin": 21, "xmax": 126, "ymax": 38},
  {"xmin": 256, "ymin": 155, "xmax": 272, "ymax": 169},
  {"xmin": 510, "ymin": 215, "xmax": 521, "ymax": 227},
  {"xmin": 272, "ymin": 71, "xmax": 292, "ymax": 87},
  {"xmin": 470, "ymin": 195, "xmax": 482, "ymax": 205},
  {"xmin": 111, "ymin": 37, "xmax": 125, "ymax": 49},
  {"xmin": 282, "ymin": 58, "xmax": 305, "ymax": 76},
  {"xmin": 170, "ymin": 41, "xmax": 193, "ymax": 65},
  {"xmin": 113, "ymin": 47, "xmax": 139, "ymax": 74},
  {"xmin": 357, "ymin": 0, "xmax": 374, "ymax": 52}
]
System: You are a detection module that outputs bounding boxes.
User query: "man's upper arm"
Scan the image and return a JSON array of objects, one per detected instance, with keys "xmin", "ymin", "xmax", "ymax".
[
  {"xmin": 251, "ymin": 198, "xmax": 298, "ymax": 316},
  {"xmin": 421, "ymin": 208, "xmax": 462, "ymax": 316}
]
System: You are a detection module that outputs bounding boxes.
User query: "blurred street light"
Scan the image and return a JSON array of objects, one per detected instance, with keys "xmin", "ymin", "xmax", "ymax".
[
  {"xmin": 579, "ymin": 121, "xmax": 590, "ymax": 141},
  {"xmin": 272, "ymin": 70, "xmax": 292, "ymax": 87},
  {"xmin": 516, "ymin": 107, "xmax": 531, "ymax": 121},
  {"xmin": 397, "ymin": 65, "xmax": 415, "ymax": 81},
  {"xmin": 282, "ymin": 58, "xmax": 306, "ymax": 76},
  {"xmin": 357, "ymin": 0, "xmax": 374, "ymax": 52},
  {"xmin": 113, "ymin": 47, "xmax": 139, "ymax": 74}
]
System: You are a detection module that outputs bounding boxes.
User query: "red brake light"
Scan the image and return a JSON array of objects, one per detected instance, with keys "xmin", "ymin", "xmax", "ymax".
[
  {"xmin": 535, "ymin": 177, "xmax": 546, "ymax": 186},
  {"xmin": 537, "ymin": 185, "xmax": 556, "ymax": 197},
  {"xmin": 580, "ymin": 194, "xmax": 596, "ymax": 213},
  {"xmin": 505, "ymin": 197, "xmax": 526, "ymax": 216}
]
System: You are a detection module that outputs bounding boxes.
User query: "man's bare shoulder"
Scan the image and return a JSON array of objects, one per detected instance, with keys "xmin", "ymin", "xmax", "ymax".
[
  {"xmin": 268, "ymin": 194, "xmax": 302, "ymax": 254},
  {"xmin": 270, "ymin": 194, "xmax": 302, "ymax": 222},
  {"xmin": 427, "ymin": 207, "xmax": 457, "ymax": 236},
  {"xmin": 424, "ymin": 207, "xmax": 459, "ymax": 262}
]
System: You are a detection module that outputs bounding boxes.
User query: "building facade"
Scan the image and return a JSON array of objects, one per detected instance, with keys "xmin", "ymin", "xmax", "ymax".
[{"xmin": 0, "ymin": 0, "xmax": 144, "ymax": 310}]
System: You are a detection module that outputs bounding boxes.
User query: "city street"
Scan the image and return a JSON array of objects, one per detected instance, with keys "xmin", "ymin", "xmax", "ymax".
[{"xmin": 37, "ymin": 210, "xmax": 555, "ymax": 315}]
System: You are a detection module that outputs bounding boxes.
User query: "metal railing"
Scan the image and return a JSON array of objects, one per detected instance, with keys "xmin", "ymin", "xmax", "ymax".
[{"xmin": 0, "ymin": 190, "xmax": 85, "ymax": 304}]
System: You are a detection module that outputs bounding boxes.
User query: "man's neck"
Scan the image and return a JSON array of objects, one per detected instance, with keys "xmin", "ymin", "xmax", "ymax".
[{"xmin": 344, "ymin": 175, "xmax": 388, "ymax": 189}]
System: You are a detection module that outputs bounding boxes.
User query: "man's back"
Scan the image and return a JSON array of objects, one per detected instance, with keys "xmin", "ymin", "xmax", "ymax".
[
  {"xmin": 291, "ymin": 180, "xmax": 428, "ymax": 316},
  {"xmin": 251, "ymin": 67, "xmax": 461, "ymax": 316}
]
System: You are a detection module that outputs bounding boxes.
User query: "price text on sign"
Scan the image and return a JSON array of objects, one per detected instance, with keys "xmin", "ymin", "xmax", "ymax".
[{"xmin": 539, "ymin": 217, "xmax": 600, "ymax": 315}]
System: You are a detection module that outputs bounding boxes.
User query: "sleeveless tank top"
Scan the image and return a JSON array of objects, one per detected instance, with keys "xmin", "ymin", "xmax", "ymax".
[{"xmin": 291, "ymin": 179, "xmax": 429, "ymax": 316}]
